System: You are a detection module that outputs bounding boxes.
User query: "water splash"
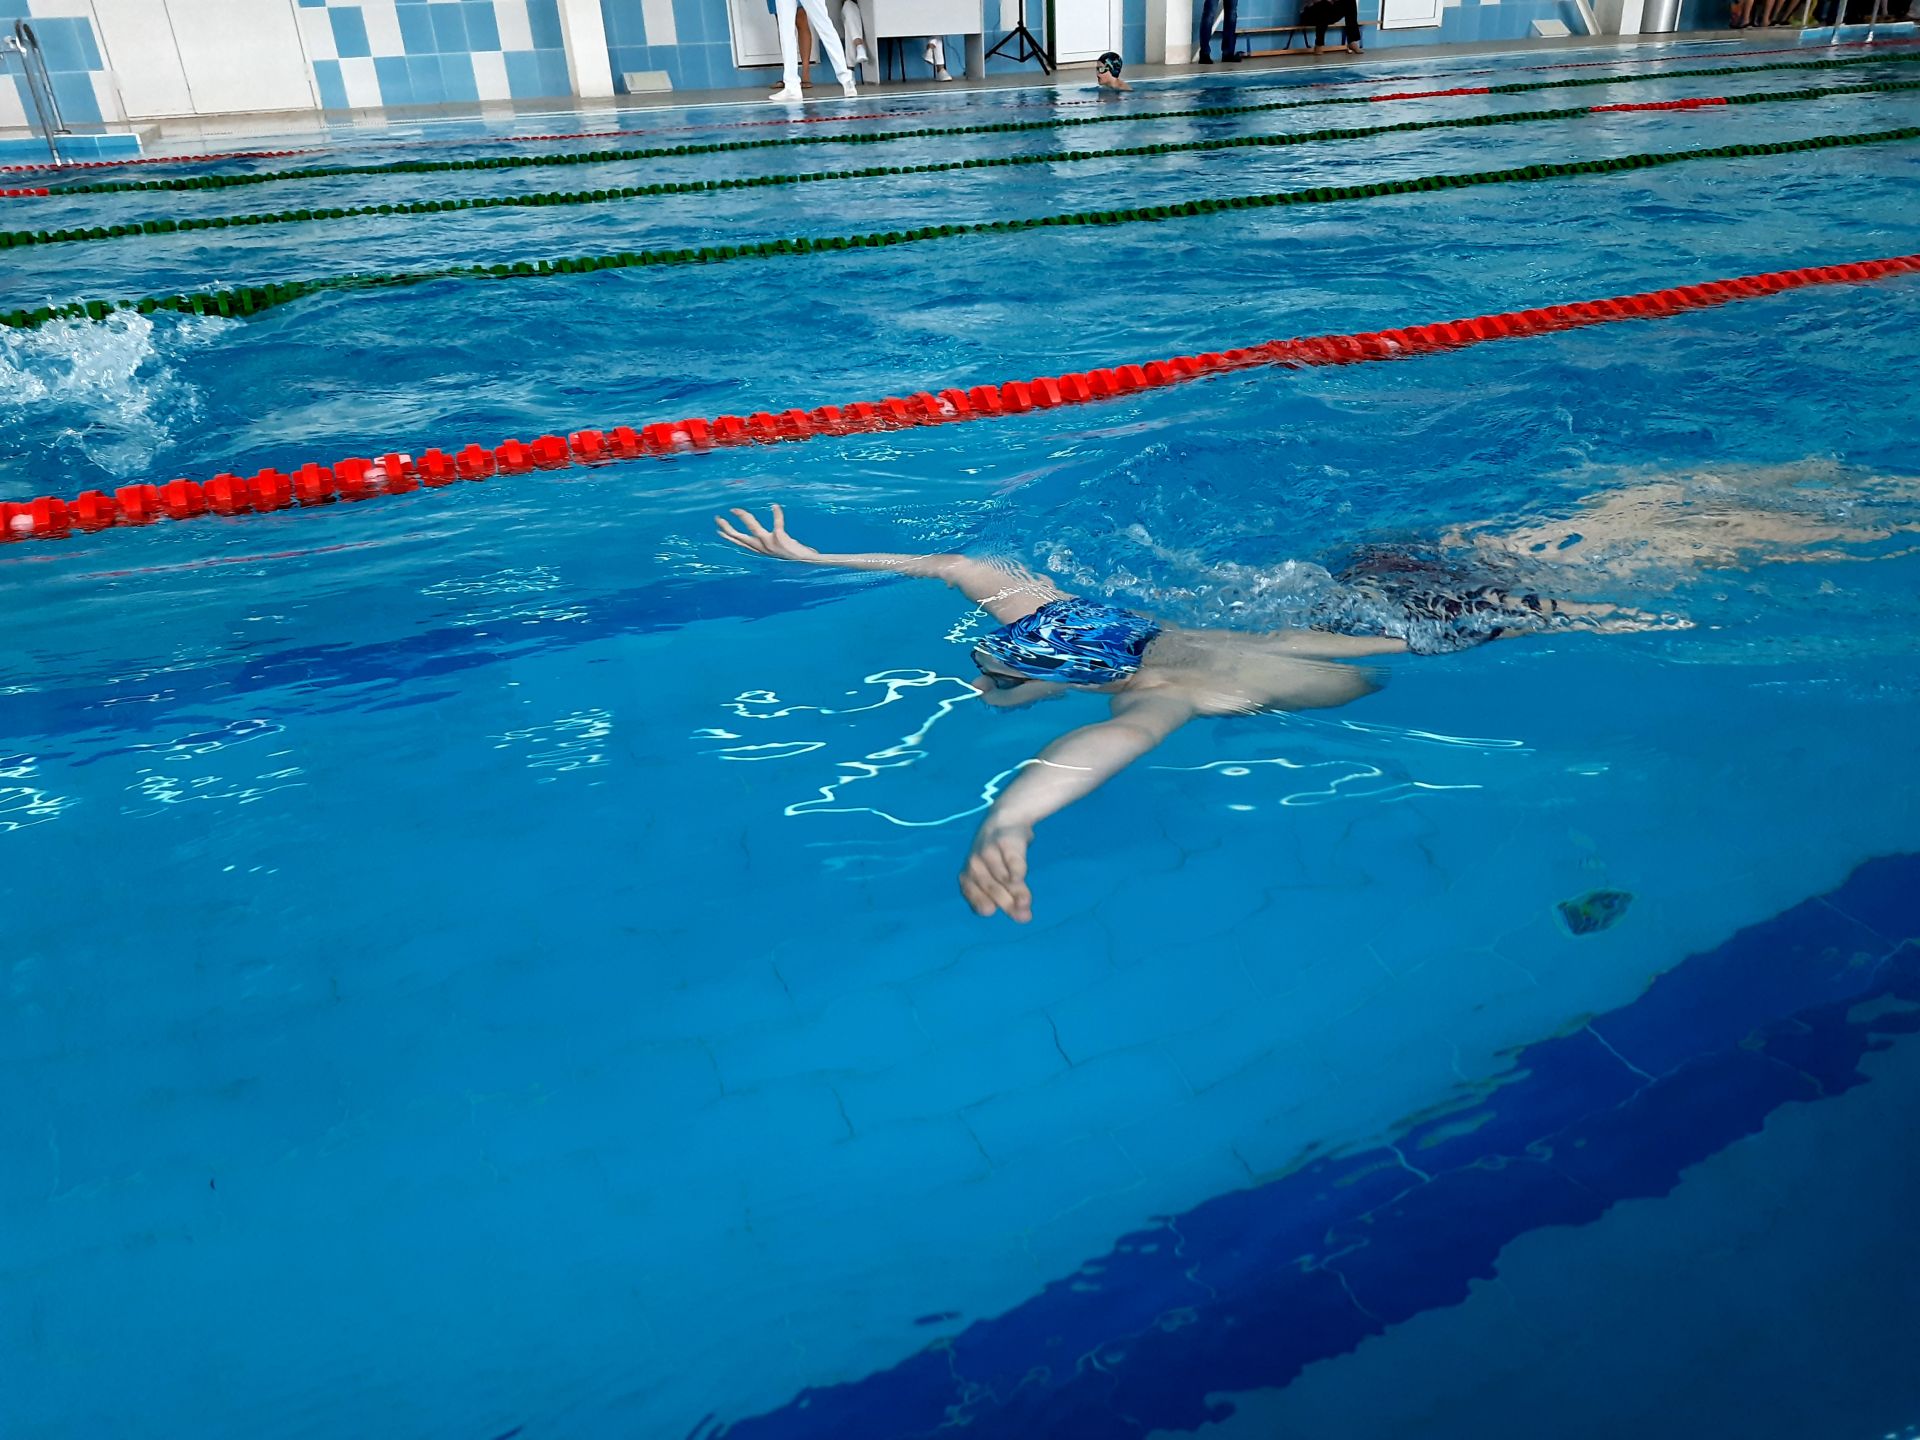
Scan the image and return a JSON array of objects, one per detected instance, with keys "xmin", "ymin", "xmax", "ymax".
[{"xmin": 0, "ymin": 311, "xmax": 227, "ymax": 479}]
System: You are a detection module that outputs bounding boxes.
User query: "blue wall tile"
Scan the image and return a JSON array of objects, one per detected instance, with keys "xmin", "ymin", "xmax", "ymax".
[
  {"xmin": 528, "ymin": 0, "xmax": 567, "ymax": 48},
  {"xmin": 313, "ymin": 56, "xmax": 350, "ymax": 108},
  {"xmin": 504, "ymin": 47, "xmax": 545, "ymax": 96},
  {"xmin": 330, "ymin": 6, "xmax": 373, "ymax": 58},
  {"xmin": 671, "ymin": 0, "xmax": 711, "ymax": 44},
  {"xmin": 397, "ymin": 2, "xmax": 438, "ymax": 53},
  {"xmin": 439, "ymin": 51, "xmax": 481, "ymax": 100},
  {"xmin": 29, "ymin": 16, "xmax": 102, "ymax": 72},
  {"xmin": 463, "ymin": 0, "xmax": 502, "ymax": 49},
  {"xmin": 601, "ymin": 0, "xmax": 647, "ymax": 45},
  {"xmin": 537, "ymin": 46, "xmax": 574, "ymax": 93},
  {"xmin": 374, "ymin": 52, "xmax": 414, "ymax": 102},
  {"xmin": 47, "ymin": 69, "xmax": 101, "ymax": 123},
  {"xmin": 429, "ymin": 2, "xmax": 468, "ymax": 51},
  {"xmin": 406, "ymin": 52, "xmax": 446, "ymax": 98}
]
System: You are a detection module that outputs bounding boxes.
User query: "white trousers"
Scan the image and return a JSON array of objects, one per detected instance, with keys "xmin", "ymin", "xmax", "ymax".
[
  {"xmin": 775, "ymin": 0, "xmax": 854, "ymax": 87},
  {"xmin": 838, "ymin": 4, "xmax": 945, "ymax": 73}
]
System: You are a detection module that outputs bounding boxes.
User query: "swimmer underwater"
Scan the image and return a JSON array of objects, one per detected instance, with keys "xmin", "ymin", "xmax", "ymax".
[{"xmin": 714, "ymin": 501, "xmax": 1701, "ymax": 923}]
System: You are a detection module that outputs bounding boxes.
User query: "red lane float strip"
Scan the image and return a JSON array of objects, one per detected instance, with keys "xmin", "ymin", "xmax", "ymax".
[
  {"xmin": 4, "ymin": 253, "xmax": 1916, "ymax": 547},
  {"xmin": 0, "ymin": 187, "xmax": 50, "ymax": 197},
  {"xmin": 0, "ymin": 114, "xmax": 919, "ymax": 178}
]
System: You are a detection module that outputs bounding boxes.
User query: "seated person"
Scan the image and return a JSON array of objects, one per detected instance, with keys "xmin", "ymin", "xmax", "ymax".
[
  {"xmin": 1301, "ymin": 0, "xmax": 1363, "ymax": 53},
  {"xmin": 1096, "ymin": 51, "xmax": 1132, "ymax": 92},
  {"xmin": 839, "ymin": 2, "xmax": 956, "ymax": 80}
]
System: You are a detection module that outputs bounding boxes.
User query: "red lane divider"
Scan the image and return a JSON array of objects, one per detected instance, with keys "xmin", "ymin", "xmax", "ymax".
[
  {"xmin": 1348, "ymin": 34, "xmax": 1920, "ymax": 86},
  {"xmin": 1592, "ymin": 95, "xmax": 1730, "ymax": 111},
  {"xmin": 6, "ymin": 253, "xmax": 1917, "ymax": 547},
  {"xmin": 0, "ymin": 147, "xmax": 316, "ymax": 175},
  {"xmin": 0, "ymin": 115, "xmax": 920, "ymax": 177},
  {"xmin": 0, "ymin": 187, "xmax": 50, "ymax": 197},
  {"xmin": 1370, "ymin": 86, "xmax": 1493, "ymax": 100}
]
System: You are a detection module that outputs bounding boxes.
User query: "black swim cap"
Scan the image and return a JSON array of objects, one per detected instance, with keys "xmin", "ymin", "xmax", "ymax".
[{"xmin": 1096, "ymin": 51, "xmax": 1123, "ymax": 76}]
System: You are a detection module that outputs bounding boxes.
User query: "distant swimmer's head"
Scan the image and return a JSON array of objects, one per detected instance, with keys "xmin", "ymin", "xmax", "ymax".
[
  {"xmin": 1096, "ymin": 51, "xmax": 1123, "ymax": 77},
  {"xmin": 972, "ymin": 597, "xmax": 1161, "ymax": 690}
]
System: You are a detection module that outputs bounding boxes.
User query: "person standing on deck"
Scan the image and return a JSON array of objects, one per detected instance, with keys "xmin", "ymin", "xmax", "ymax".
[{"xmin": 769, "ymin": 0, "xmax": 859, "ymax": 100}]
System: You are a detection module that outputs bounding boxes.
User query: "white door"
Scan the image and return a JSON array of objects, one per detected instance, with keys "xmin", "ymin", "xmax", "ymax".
[
  {"xmin": 1379, "ymin": 0, "xmax": 1444, "ymax": 28},
  {"xmin": 1048, "ymin": 0, "xmax": 1121, "ymax": 63}
]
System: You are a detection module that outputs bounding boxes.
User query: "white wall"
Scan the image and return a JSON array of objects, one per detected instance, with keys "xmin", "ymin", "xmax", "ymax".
[
  {"xmin": 89, "ymin": 0, "xmax": 195, "ymax": 119},
  {"xmin": 165, "ymin": 0, "xmax": 319, "ymax": 115}
]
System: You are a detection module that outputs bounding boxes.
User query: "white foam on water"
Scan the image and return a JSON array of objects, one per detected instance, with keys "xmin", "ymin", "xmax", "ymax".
[{"xmin": 0, "ymin": 312, "xmax": 229, "ymax": 477}]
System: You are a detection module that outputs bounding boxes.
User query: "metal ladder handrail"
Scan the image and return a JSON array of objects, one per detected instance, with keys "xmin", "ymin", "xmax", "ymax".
[
  {"xmin": 2, "ymin": 18, "xmax": 67, "ymax": 165},
  {"xmin": 1811, "ymin": 0, "xmax": 1887, "ymax": 42}
]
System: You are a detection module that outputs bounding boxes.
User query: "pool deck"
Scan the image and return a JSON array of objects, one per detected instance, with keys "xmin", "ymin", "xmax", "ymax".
[{"xmin": 3, "ymin": 27, "xmax": 1879, "ymax": 162}]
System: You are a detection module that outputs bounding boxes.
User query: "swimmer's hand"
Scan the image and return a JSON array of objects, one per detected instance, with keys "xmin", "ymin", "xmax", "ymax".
[
  {"xmin": 961, "ymin": 820, "xmax": 1034, "ymax": 923},
  {"xmin": 715, "ymin": 505, "xmax": 824, "ymax": 564}
]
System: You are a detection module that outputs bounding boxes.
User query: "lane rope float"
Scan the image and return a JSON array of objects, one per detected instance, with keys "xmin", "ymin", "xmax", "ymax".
[
  {"xmin": 5, "ymin": 252, "xmax": 1915, "ymax": 547},
  {"xmin": 5, "ymin": 79, "xmax": 1908, "ymax": 253},
  {"xmin": 4, "ymin": 123, "xmax": 1915, "ymax": 333},
  {"xmin": 0, "ymin": 114, "xmax": 915, "ymax": 179},
  {"xmin": 29, "ymin": 50, "xmax": 1920, "ymax": 198}
]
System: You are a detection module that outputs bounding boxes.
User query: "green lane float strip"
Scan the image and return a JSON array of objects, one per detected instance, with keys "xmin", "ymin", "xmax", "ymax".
[
  {"xmin": 7, "ymin": 79, "xmax": 1917, "ymax": 253},
  {"xmin": 36, "ymin": 50, "xmax": 1920, "ymax": 198},
  {"xmin": 5, "ymin": 126, "xmax": 1916, "ymax": 333}
]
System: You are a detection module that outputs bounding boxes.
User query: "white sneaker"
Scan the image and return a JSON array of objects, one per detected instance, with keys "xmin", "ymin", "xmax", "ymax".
[
  {"xmin": 934, "ymin": 66, "xmax": 953, "ymax": 80},
  {"xmin": 841, "ymin": 78, "xmax": 858, "ymax": 97},
  {"xmin": 852, "ymin": 41, "xmax": 869, "ymax": 65},
  {"xmin": 768, "ymin": 82, "xmax": 803, "ymax": 102}
]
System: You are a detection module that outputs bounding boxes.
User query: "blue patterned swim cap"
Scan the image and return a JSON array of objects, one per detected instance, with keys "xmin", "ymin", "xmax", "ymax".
[
  {"xmin": 974, "ymin": 598, "xmax": 1161, "ymax": 686},
  {"xmin": 1096, "ymin": 50, "xmax": 1123, "ymax": 76}
]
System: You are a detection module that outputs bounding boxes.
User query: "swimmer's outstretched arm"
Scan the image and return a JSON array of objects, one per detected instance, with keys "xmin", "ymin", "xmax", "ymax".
[
  {"xmin": 716, "ymin": 505, "xmax": 1062, "ymax": 622},
  {"xmin": 961, "ymin": 690, "xmax": 1194, "ymax": 923}
]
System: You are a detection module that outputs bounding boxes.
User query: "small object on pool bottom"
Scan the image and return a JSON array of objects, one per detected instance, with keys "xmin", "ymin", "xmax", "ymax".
[{"xmin": 1558, "ymin": 888, "xmax": 1634, "ymax": 935}]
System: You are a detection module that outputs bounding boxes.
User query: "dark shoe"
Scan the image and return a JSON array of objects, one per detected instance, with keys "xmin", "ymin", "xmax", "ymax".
[
  {"xmin": 1224, "ymin": 49, "xmax": 1246, "ymax": 60},
  {"xmin": 1197, "ymin": 50, "xmax": 1214, "ymax": 62}
]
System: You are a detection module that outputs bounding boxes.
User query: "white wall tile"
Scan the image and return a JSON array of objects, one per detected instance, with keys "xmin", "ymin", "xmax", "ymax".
[
  {"xmin": 339, "ymin": 54, "xmax": 383, "ymax": 108},
  {"xmin": 558, "ymin": 0, "xmax": 613, "ymax": 95},
  {"xmin": 89, "ymin": 0, "xmax": 196, "ymax": 118},
  {"xmin": 166, "ymin": 0, "xmax": 316, "ymax": 113},
  {"xmin": 361, "ymin": 0, "xmax": 405, "ymax": 56},
  {"xmin": 88, "ymin": 69, "xmax": 125, "ymax": 121},
  {"xmin": 0, "ymin": 76, "xmax": 28, "ymax": 131},
  {"xmin": 297, "ymin": 4, "xmax": 337, "ymax": 61},
  {"xmin": 471, "ymin": 49, "xmax": 512, "ymax": 100},
  {"xmin": 494, "ymin": 0, "xmax": 535, "ymax": 50},
  {"xmin": 640, "ymin": 0, "xmax": 678, "ymax": 45}
]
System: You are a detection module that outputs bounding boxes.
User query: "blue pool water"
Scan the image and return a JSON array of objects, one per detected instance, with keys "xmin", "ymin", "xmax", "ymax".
[{"xmin": 4, "ymin": 39, "xmax": 1920, "ymax": 1440}]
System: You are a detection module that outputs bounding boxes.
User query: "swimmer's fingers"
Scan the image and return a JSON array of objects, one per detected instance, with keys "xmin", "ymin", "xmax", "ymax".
[
  {"xmin": 728, "ymin": 507, "xmax": 775, "ymax": 541},
  {"xmin": 714, "ymin": 514, "xmax": 763, "ymax": 549},
  {"xmin": 769, "ymin": 503, "xmax": 791, "ymax": 541},
  {"xmin": 962, "ymin": 828, "xmax": 1033, "ymax": 922}
]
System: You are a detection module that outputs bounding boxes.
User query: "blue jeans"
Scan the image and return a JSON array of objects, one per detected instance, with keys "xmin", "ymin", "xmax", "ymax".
[{"xmin": 1198, "ymin": 0, "xmax": 1237, "ymax": 57}]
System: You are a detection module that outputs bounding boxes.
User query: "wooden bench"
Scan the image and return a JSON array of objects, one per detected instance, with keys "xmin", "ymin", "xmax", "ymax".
[{"xmin": 1233, "ymin": 19, "xmax": 1376, "ymax": 54}]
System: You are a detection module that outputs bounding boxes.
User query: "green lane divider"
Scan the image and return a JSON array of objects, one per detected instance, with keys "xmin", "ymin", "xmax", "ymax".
[
  {"xmin": 5, "ymin": 126, "xmax": 1916, "ymax": 333},
  {"xmin": 7, "ymin": 79, "xmax": 1915, "ymax": 253},
  {"xmin": 38, "ymin": 50, "xmax": 1920, "ymax": 197}
]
